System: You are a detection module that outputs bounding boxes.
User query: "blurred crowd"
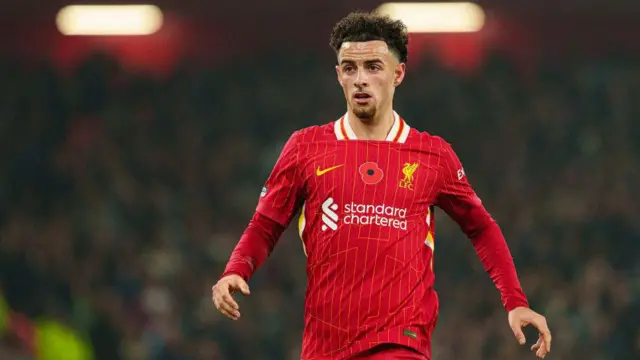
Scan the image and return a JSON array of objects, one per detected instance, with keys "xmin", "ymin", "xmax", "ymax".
[{"xmin": 0, "ymin": 51, "xmax": 638, "ymax": 360}]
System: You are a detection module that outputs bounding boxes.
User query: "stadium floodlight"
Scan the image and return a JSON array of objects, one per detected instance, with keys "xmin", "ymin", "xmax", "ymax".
[
  {"xmin": 56, "ymin": 5, "xmax": 163, "ymax": 36},
  {"xmin": 376, "ymin": 2, "xmax": 485, "ymax": 33}
]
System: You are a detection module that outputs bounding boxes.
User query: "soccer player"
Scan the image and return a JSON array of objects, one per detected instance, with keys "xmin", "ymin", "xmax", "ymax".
[{"xmin": 212, "ymin": 11, "xmax": 552, "ymax": 360}]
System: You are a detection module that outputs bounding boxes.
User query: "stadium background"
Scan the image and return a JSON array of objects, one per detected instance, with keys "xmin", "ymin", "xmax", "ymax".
[{"xmin": 0, "ymin": 0, "xmax": 638, "ymax": 359}]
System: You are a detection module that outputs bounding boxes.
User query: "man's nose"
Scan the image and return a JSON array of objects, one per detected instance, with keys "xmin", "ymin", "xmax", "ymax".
[{"xmin": 354, "ymin": 68, "xmax": 369, "ymax": 87}]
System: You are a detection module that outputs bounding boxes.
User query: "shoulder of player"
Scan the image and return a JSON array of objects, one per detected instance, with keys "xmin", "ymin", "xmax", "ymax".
[
  {"xmin": 406, "ymin": 128, "xmax": 452, "ymax": 149},
  {"xmin": 404, "ymin": 129, "xmax": 460, "ymax": 166},
  {"xmin": 289, "ymin": 123, "xmax": 335, "ymax": 143}
]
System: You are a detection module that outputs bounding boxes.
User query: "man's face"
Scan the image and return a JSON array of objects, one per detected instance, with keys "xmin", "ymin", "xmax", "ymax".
[{"xmin": 336, "ymin": 40, "xmax": 405, "ymax": 120}]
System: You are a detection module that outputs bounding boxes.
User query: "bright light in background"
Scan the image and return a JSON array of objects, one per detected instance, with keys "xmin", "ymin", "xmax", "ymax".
[
  {"xmin": 376, "ymin": 2, "xmax": 485, "ymax": 33},
  {"xmin": 56, "ymin": 5, "xmax": 163, "ymax": 36}
]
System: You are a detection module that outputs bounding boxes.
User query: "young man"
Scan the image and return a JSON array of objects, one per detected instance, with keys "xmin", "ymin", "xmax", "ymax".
[{"xmin": 213, "ymin": 11, "xmax": 552, "ymax": 360}]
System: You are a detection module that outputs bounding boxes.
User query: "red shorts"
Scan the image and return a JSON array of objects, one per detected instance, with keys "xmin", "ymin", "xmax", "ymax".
[{"xmin": 348, "ymin": 344, "xmax": 426, "ymax": 360}]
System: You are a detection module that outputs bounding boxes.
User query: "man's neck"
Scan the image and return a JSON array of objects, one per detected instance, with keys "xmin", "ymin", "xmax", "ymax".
[{"xmin": 348, "ymin": 107, "xmax": 395, "ymax": 141}]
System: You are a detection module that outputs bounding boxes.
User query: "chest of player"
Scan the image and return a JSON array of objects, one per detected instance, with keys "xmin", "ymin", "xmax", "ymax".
[{"xmin": 300, "ymin": 140, "xmax": 441, "ymax": 210}]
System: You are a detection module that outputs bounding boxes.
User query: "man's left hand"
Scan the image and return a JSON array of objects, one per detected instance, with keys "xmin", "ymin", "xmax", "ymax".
[{"xmin": 508, "ymin": 306, "xmax": 552, "ymax": 358}]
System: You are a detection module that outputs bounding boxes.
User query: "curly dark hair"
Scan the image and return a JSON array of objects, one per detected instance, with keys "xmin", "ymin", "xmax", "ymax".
[{"xmin": 330, "ymin": 11, "xmax": 409, "ymax": 63}]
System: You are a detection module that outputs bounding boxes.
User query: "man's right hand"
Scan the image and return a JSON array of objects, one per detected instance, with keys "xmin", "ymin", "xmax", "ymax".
[{"xmin": 212, "ymin": 274, "xmax": 251, "ymax": 320}]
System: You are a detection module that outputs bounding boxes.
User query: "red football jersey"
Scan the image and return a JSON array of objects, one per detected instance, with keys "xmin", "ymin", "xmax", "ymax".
[{"xmin": 256, "ymin": 112, "xmax": 502, "ymax": 359}]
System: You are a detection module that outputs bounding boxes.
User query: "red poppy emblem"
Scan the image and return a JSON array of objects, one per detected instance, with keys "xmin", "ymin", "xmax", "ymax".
[{"xmin": 359, "ymin": 162, "xmax": 384, "ymax": 184}]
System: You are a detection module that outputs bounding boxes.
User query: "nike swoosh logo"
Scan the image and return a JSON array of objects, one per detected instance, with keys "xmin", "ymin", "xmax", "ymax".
[{"xmin": 316, "ymin": 164, "xmax": 344, "ymax": 176}]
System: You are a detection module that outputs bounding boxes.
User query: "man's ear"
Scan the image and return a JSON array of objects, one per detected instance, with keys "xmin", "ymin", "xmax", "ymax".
[
  {"xmin": 394, "ymin": 63, "xmax": 406, "ymax": 87},
  {"xmin": 336, "ymin": 65, "xmax": 343, "ymax": 86}
]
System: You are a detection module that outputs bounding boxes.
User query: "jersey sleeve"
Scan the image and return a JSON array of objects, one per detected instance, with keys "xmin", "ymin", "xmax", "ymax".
[
  {"xmin": 221, "ymin": 212, "xmax": 285, "ymax": 282},
  {"xmin": 436, "ymin": 141, "xmax": 529, "ymax": 311},
  {"xmin": 436, "ymin": 141, "xmax": 491, "ymax": 233},
  {"xmin": 256, "ymin": 131, "xmax": 305, "ymax": 227}
]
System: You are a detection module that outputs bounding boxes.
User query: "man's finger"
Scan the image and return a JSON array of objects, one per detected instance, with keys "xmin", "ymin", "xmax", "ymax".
[
  {"xmin": 219, "ymin": 300, "xmax": 240, "ymax": 319},
  {"xmin": 229, "ymin": 278, "xmax": 251, "ymax": 295},
  {"xmin": 542, "ymin": 330, "xmax": 552, "ymax": 352},
  {"xmin": 530, "ymin": 335, "xmax": 543, "ymax": 351},
  {"xmin": 531, "ymin": 317, "xmax": 552, "ymax": 352},
  {"xmin": 509, "ymin": 322, "xmax": 526, "ymax": 345},
  {"xmin": 219, "ymin": 306, "xmax": 238, "ymax": 320},
  {"xmin": 222, "ymin": 293, "xmax": 239, "ymax": 310},
  {"xmin": 220, "ymin": 293, "xmax": 240, "ymax": 318},
  {"xmin": 213, "ymin": 294, "xmax": 239, "ymax": 320},
  {"xmin": 536, "ymin": 346, "xmax": 547, "ymax": 359},
  {"xmin": 239, "ymin": 281, "xmax": 251, "ymax": 295}
]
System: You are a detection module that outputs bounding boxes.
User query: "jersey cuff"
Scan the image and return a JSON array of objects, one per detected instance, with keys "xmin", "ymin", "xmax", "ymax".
[{"xmin": 505, "ymin": 299, "xmax": 530, "ymax": 312}]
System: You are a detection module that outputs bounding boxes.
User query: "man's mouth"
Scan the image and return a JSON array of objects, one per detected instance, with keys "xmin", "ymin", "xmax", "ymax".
[{"xmin": 353, "ymin": 92, "xmax": 372, "ymax": 104}]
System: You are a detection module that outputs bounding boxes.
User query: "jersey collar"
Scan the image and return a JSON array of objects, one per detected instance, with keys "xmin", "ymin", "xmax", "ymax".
[{"xmin": 334, "ymin": 111, "xmax": 411, "ymax": 143}]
